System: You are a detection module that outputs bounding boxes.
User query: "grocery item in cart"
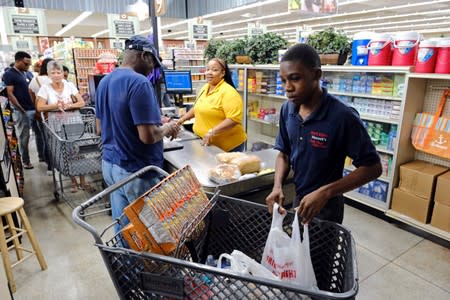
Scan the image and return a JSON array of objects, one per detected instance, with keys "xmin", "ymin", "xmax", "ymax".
[
  {"xmin": 208, "ymin": 164, "xmax": 241, "ymax": 184},
  {"xmin": 123, "ymin": 165, "xmax": 210, "ymax": 255}
]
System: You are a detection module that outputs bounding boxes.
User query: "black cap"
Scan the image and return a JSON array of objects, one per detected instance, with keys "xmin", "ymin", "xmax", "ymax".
[{"xmin": 125, "ymin": 35, "xmax": 161, "ymax": 67}]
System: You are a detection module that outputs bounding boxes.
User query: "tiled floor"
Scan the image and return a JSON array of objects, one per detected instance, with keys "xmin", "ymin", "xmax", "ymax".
[{"xmin": 4, "ymin": 148, "xmax": 450, "ymax": 299}]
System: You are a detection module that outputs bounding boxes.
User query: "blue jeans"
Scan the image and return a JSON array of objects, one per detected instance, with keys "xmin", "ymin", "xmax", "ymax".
[
  {"xmin": 102, "ymin": 160, "xmax": 162, "ymax": 233},
  {"xmin": 229, "ymin": 142, "xmax": 245, "ymax": 152},
  {"xmin": 13, "ymin": 109, "xmax": 45, "ymax": 164}
]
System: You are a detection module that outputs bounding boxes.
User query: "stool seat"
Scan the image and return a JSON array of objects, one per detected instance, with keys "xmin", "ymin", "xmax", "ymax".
[
  {"xmin": 0, "ymin": 197, "xmax": 46, "ymax": 293},
  {"xmin": 0, "ymin": 198, "xmax": 24, "ymax": 216}
]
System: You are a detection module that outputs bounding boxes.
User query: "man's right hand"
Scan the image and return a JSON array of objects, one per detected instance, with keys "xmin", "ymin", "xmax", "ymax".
[
  {"xmin": 265, "ymin": 187, "xmax": 286, "ymax": 214},
  {"xmin": 165, "ymin": 121, "xmax": 180, "ymax": 140}
]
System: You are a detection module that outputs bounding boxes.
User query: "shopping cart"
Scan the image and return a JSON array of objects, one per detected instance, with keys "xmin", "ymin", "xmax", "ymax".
[
  {"xmin": 42, "ymin": 107, "xmax": 108, "ymax": 216},
  {"xmin": 73, "ymin": 165, "xmax": 358, "ymax": 300}
]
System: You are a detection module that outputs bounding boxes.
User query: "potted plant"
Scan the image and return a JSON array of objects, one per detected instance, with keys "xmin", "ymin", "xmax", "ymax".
[
  {"xmin": 204, "ymin": 39, "xmax": 226, "ymax": 61},
  {"xmin": 306, "ymin": 28, "xmax": 351, "ymax": 65},
  {"xmin": 247, "ymin": 33, "xmax": 288, "ymax": 64}
]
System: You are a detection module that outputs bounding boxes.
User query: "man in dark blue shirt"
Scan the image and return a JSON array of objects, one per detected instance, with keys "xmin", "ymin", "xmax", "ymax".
[
  {"xmin": 96, "ymin": 35, "xmax": 179, "ymax": 232},
  {"xmin": 266, "ymin": 44, "xmax": 381, "ymax": 224},
  {"xmin": 3, "ymin": 51, "xmax": 40, "ymax": 169}
]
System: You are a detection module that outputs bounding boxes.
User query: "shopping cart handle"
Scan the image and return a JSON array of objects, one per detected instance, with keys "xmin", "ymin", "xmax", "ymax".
[{"xmin": 72, "ymin": 165, "xmax": 169, "ymax": 244}]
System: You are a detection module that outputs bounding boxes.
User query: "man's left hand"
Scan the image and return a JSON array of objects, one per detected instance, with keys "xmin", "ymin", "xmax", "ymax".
[{"xmin": 297, "ymin": 188, "xmax": 330, "ymax": 224}]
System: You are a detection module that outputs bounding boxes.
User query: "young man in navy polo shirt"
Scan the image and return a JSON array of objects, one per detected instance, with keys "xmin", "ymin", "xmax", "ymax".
[{"xmin": 266, "ymin": 44, "xmax": 382, "ymax": 224}]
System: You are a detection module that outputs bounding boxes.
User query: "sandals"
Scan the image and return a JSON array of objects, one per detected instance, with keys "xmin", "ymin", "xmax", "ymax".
[
  {"xmin": 70, "ymin": 183, "xmax": 78, "ymax": 193},
  {"xmin": 79, "ymin": 184, "xmax": 96, "ymax": 193}
]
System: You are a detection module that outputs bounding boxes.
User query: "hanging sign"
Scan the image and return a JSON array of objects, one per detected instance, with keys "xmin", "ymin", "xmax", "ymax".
[
  {"xmin": 107, "ymin": 14, "xmax": 140, "ymax": 38},
  {"xmin": 289, "ymin": 0, "xmax": 338, "ymax": 14},
  {"xmin": 4, "ymin": 7, "xmax": 47, "ymax": 36},
  {"xmin": 188, "ymin": 18, "xmax": 212, "ymax": 40},
  {"xmin": 247, "ymin": 23, "xmax": 266, "ymax": 37}
]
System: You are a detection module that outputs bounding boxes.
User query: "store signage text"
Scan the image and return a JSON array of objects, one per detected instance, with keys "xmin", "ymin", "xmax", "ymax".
[
  {"xmin": 114, "ymin": 20, "xmax": 135, "ymax": 36},
  {"xmin": 193, "ymin": 24, "xmax": 208, "ymax": 40},
  {"xmin": 12, "ymin": 15, "xmax": 39, "ymax": 34}
]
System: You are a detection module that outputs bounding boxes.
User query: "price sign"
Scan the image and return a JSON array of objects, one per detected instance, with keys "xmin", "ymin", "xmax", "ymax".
[{"xmin": 114, "ymin": 20, "xmax": 135, "ymax": 36}]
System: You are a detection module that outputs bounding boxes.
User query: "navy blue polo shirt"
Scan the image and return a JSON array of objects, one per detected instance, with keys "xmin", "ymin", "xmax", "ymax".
[
  {"xmin": 275, "ymin": 88, "xmax": 379, "ymax": 222},
  {"xmin": 95, "ymin": 68, "xmax": 163, "ymax": 173},
  {"xmin": 3, "ymin": 68, "xmax": 34, "ymax": 111}
]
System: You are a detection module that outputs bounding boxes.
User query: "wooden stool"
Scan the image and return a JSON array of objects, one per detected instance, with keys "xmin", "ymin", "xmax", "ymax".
[{"xmin": 0, "ymin": 197, "xmax": 47, "ymax": 293}]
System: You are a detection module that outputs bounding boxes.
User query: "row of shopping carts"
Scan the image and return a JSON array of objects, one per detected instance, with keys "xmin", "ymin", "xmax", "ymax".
[{"xmin": 41, "ymin": 107, "xmax": 109, "ymax": 217}]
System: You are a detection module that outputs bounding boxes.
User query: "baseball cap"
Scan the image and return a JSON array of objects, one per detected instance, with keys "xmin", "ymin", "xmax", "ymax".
[{"xmin": 125, "ymin": 35, "xmax": 161, "ymax": 67}]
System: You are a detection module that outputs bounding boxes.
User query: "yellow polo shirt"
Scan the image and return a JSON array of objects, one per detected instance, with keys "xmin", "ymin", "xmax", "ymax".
[{"xmin": 193, "ymin": 79, "xmax": 247, "ymax": 151}]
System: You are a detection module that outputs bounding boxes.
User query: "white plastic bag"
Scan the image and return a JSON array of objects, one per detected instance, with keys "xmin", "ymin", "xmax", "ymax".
[
  {"xmin": 217, "ymin": 250, "xmax": 280, "ymax": 281},
  {"xmin": 261, "ymin": 203, "xmax": 317, "ymax": 288}
]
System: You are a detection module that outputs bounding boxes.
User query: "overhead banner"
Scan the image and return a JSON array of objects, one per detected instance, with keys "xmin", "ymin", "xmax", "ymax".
[
  {"xmin": 288, "ymin": 0, "xmax": 338, "ymax": 14},
  {"xmin": 188, "ymin": 19, "xmax": 212, "ymax": 40},
  {"xmin": 4, "ymin": 7, "xmax": 47, "ymax": 36},
  {"xmin": 247, "ymin": 23, "xmax": 267, "ymax": 37},
  {"xmin": 107, "ymin": 14, "xmax": 140, "ymax": 38}
]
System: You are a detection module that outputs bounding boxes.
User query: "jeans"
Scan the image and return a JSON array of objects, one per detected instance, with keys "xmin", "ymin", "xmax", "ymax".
[
  {"xmin": 229, "ymin": 142, "xmax": 245, "ymax": 152},
  {"xmin": 102, "ymin": 160, "xmax": 162, "ymax": 233},
  {"xmin": 13, "ymin": 109, "xmax": 45, "ymax": 164}
]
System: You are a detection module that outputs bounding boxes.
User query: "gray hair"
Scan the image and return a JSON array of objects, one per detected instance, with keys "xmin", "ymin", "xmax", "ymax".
[{"xmin": 46, "ymin": 60, "xmax": 63, "ymax": 73}]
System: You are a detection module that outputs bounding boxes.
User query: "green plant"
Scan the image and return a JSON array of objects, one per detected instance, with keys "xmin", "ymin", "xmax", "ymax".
[
  {"xmin": 306, "ymin": 28, "xmax": 351, "ymax": 54},
  {"xmin": 204, "ymin": 39, "xmax": 226, "ymax": 61},
  {"xmin": 247, "ymin": 33, "xmax": 288, "ymax": 64}
]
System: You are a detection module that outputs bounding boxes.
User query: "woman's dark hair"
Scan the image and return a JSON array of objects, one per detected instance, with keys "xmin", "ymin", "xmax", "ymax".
[
  {"xmin": 62, "ymin": 65, "xmax": 70, "ymax": 73},
  {"xmin": 281, "ymin": 44, "xmax": 321, "ymax": 69},
  {"xmin": 39, "ymin": 58, "xmax": 54, "ymax": 75},
  {"xmin": 210, "ymin": 58, "xmax": 235, "ymax": 89}
]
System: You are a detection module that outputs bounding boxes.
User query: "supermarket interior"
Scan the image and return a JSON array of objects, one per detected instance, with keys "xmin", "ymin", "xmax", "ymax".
[{"xmin": 0, "ymin": 0, "xmax": 449, "ymax": 299}]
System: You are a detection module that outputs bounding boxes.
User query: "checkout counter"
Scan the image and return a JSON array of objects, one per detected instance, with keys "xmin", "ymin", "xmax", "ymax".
[{"xmin": 163, "ymin": 129, "xmax": 295, "ymax": 204}]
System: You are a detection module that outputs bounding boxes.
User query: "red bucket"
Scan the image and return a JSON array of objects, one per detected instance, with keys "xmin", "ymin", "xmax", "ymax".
[
  {"xmin": 392, "ymin": 31, "xmax": 420, "ymax": 66},
  {"xmin": 368, "ymin": 33, "xmax": 392, "ymax": 66},
  {"xmin": 435, "ymin": 39, "xmax": 450, "ymax": 74},
  {"xmin": 415, "ymin": 40, "xmax": 438, "ymax": 73}
]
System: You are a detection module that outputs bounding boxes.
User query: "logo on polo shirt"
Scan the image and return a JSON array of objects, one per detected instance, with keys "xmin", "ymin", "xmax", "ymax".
[{"xmin": 310, "ymin": 131, "xmax": 328, "ymax": 149}]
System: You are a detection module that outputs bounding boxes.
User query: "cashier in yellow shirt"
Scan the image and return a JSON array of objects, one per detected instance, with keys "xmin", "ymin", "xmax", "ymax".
[{"xmin": 177, "ymin": 58, "xmax": 247, "ymax": 152}]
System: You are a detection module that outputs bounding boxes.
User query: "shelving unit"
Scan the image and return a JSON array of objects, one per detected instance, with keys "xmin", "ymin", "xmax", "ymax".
[
  {"xmin": 73, "ymin": 48, "xmax": 120, "ymax": 95},
  {"xmin": 231, "ymin": 64, "xmax": 449, "ymax": 241},
  {"xmin": 171, "ymin": 48, "xmax": 205, "ymax": 94}
]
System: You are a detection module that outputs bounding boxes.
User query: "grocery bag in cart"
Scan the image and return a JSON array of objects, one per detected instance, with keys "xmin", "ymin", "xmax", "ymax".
[{"xmin": 262, "ymin": 203, "xmax": 317, "ymax": 288}]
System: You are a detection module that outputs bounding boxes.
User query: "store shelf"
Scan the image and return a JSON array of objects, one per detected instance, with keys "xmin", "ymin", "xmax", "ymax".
[
  {"xmin": 360, "ymin": 114, "xmax": 399, "ymax": 124},
  {"xmin": 375, "ymin": 145, "xmax": 394, "ymax": 155},
  {"xmin": 344, "ymin": 191, "xmax": 387, "ymax": 212},
  {"xmin": 191, "ymin": 73, "xmax": 205, "ymax": 76},
  {"xmin": 248, "ymin": 92, "xmax": 286, "ymax": 100},
  {"xmin": 329, "ymin": 91, "xmax": 402, "ymax": 101},
  {"xmin": 344, "ymin": 166, "xmax": 390, "ymax": 183},
  {"xmin": 407, "ymin": 73, "xmax": 450, "ymax": 80},
  {"xmin": 322, "ymin": 65, "xmax": 412, "ymax": 74},
  {"xmin": 252, "ymin": 133, "xmax": 275, "ymax": 146},
  {"xmin": 386, "ymin": 210, "xmax": 450, "ymax": 241},
  {"xmin": 249, "ymin": 117, "xmax": 278, "ymax": 126}
]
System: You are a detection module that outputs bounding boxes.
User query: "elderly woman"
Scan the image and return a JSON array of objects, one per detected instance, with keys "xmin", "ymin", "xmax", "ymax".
[{"xmin": 36, "ymin": 61, "xmax": 94, "ymax": 193}]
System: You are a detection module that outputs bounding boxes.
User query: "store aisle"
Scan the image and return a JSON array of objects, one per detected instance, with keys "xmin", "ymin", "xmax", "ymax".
[{"xmin": 8, "ymin": 149, "xmax": 450, "ymax": 299}]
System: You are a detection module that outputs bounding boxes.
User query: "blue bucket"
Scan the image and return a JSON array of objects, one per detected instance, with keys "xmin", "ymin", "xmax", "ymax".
[{"xmin": 352, "ymin": 32, "xmax": 374, "ymax": 66}]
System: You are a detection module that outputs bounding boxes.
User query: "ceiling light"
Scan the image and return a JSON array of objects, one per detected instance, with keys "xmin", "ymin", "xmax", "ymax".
[
  {"xmin": 55, "ymin": 11, "xmax": 92, "ymax": 36},
  {"xmin": 126, "ymin": 0, "xmax": 149, "ymax": 21},
  {"xmin": 161, "ymin": 30, "xmax": 188, "ymax": 38},
  {"xmin": 91, "ymin": 29, "xmax": 109, "ymax": 38},
  {"xmin": 202, "ymin": 0, "xmax": 282, "ymax": 19},
  {"xmin": 213, "ymin": 12, "xmax": 291, "ymax": 29},
  {"xmin": 241, "ymin": 13, "xmax": 256, "ymax": 18}
]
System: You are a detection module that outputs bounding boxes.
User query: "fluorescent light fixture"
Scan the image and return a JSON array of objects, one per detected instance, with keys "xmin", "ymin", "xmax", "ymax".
[
  {"xmin": 0, "ymin": 8, "xmax": 7, "ymax": 44},
  {"xmin": 345, "ymin": 21, "xmax": 450, "ymax": 33},
  {"xmin": 241, "ymin": 13, "xmax": 256, "ymax": 18},
  {"xmin": 339, "ymin": 16, "xmax": 450, "ymax": 31},
  {"xmin": 338, "ymin": 0, "xmax": 370, "ymax": 6},
  {"xmin": 55, "ymin": 11, "xmax": 93, "ymax": 36},
  {"xmin": 266, "ymin": 0, "xmax": 450, "ymax": 28},
  {"xmin": 91, "ymin": 29, "xmax": 109, "ymax": 38},
  {"xmin": 213, "ymin": 12, "xmax": 292, "ymax": 29},
  {"xmin": 160, "ymin": 19, "xmax": 189, "ymax": 30},
  {"xmin": 161, "ymin": 30, "xmax": 188, "ymax": 38},
  {"xmin": 201, "ymin": 0, "xmax": 282, "ymax": 19}
]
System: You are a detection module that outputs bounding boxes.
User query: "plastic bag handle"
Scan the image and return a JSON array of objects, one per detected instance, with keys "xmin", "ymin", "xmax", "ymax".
[
  {"xmin": 271, "ymin": 203, "xmax": 285, "ymax": 230},
  {"xmin": 393, "ymin": 37, "xmax": 421, "ymax": 48},
  {"xmin": 367, "ymin": 38, "xmax": 391, "ymax": 51}
]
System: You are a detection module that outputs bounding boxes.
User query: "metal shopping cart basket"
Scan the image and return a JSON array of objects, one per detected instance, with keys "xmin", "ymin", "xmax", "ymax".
[
  {"xmin": 42, "ymin": 107, "xmax": 108, "ymax": 216},
  {"xmin": 73, "ymin": 165, "xmax": 358, "ymax": 300}
]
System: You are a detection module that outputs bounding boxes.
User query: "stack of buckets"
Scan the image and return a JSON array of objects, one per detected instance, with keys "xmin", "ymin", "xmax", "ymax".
[{"xmin": 351, "ymin": 31, "xmax": 450, "ymax": 74}]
